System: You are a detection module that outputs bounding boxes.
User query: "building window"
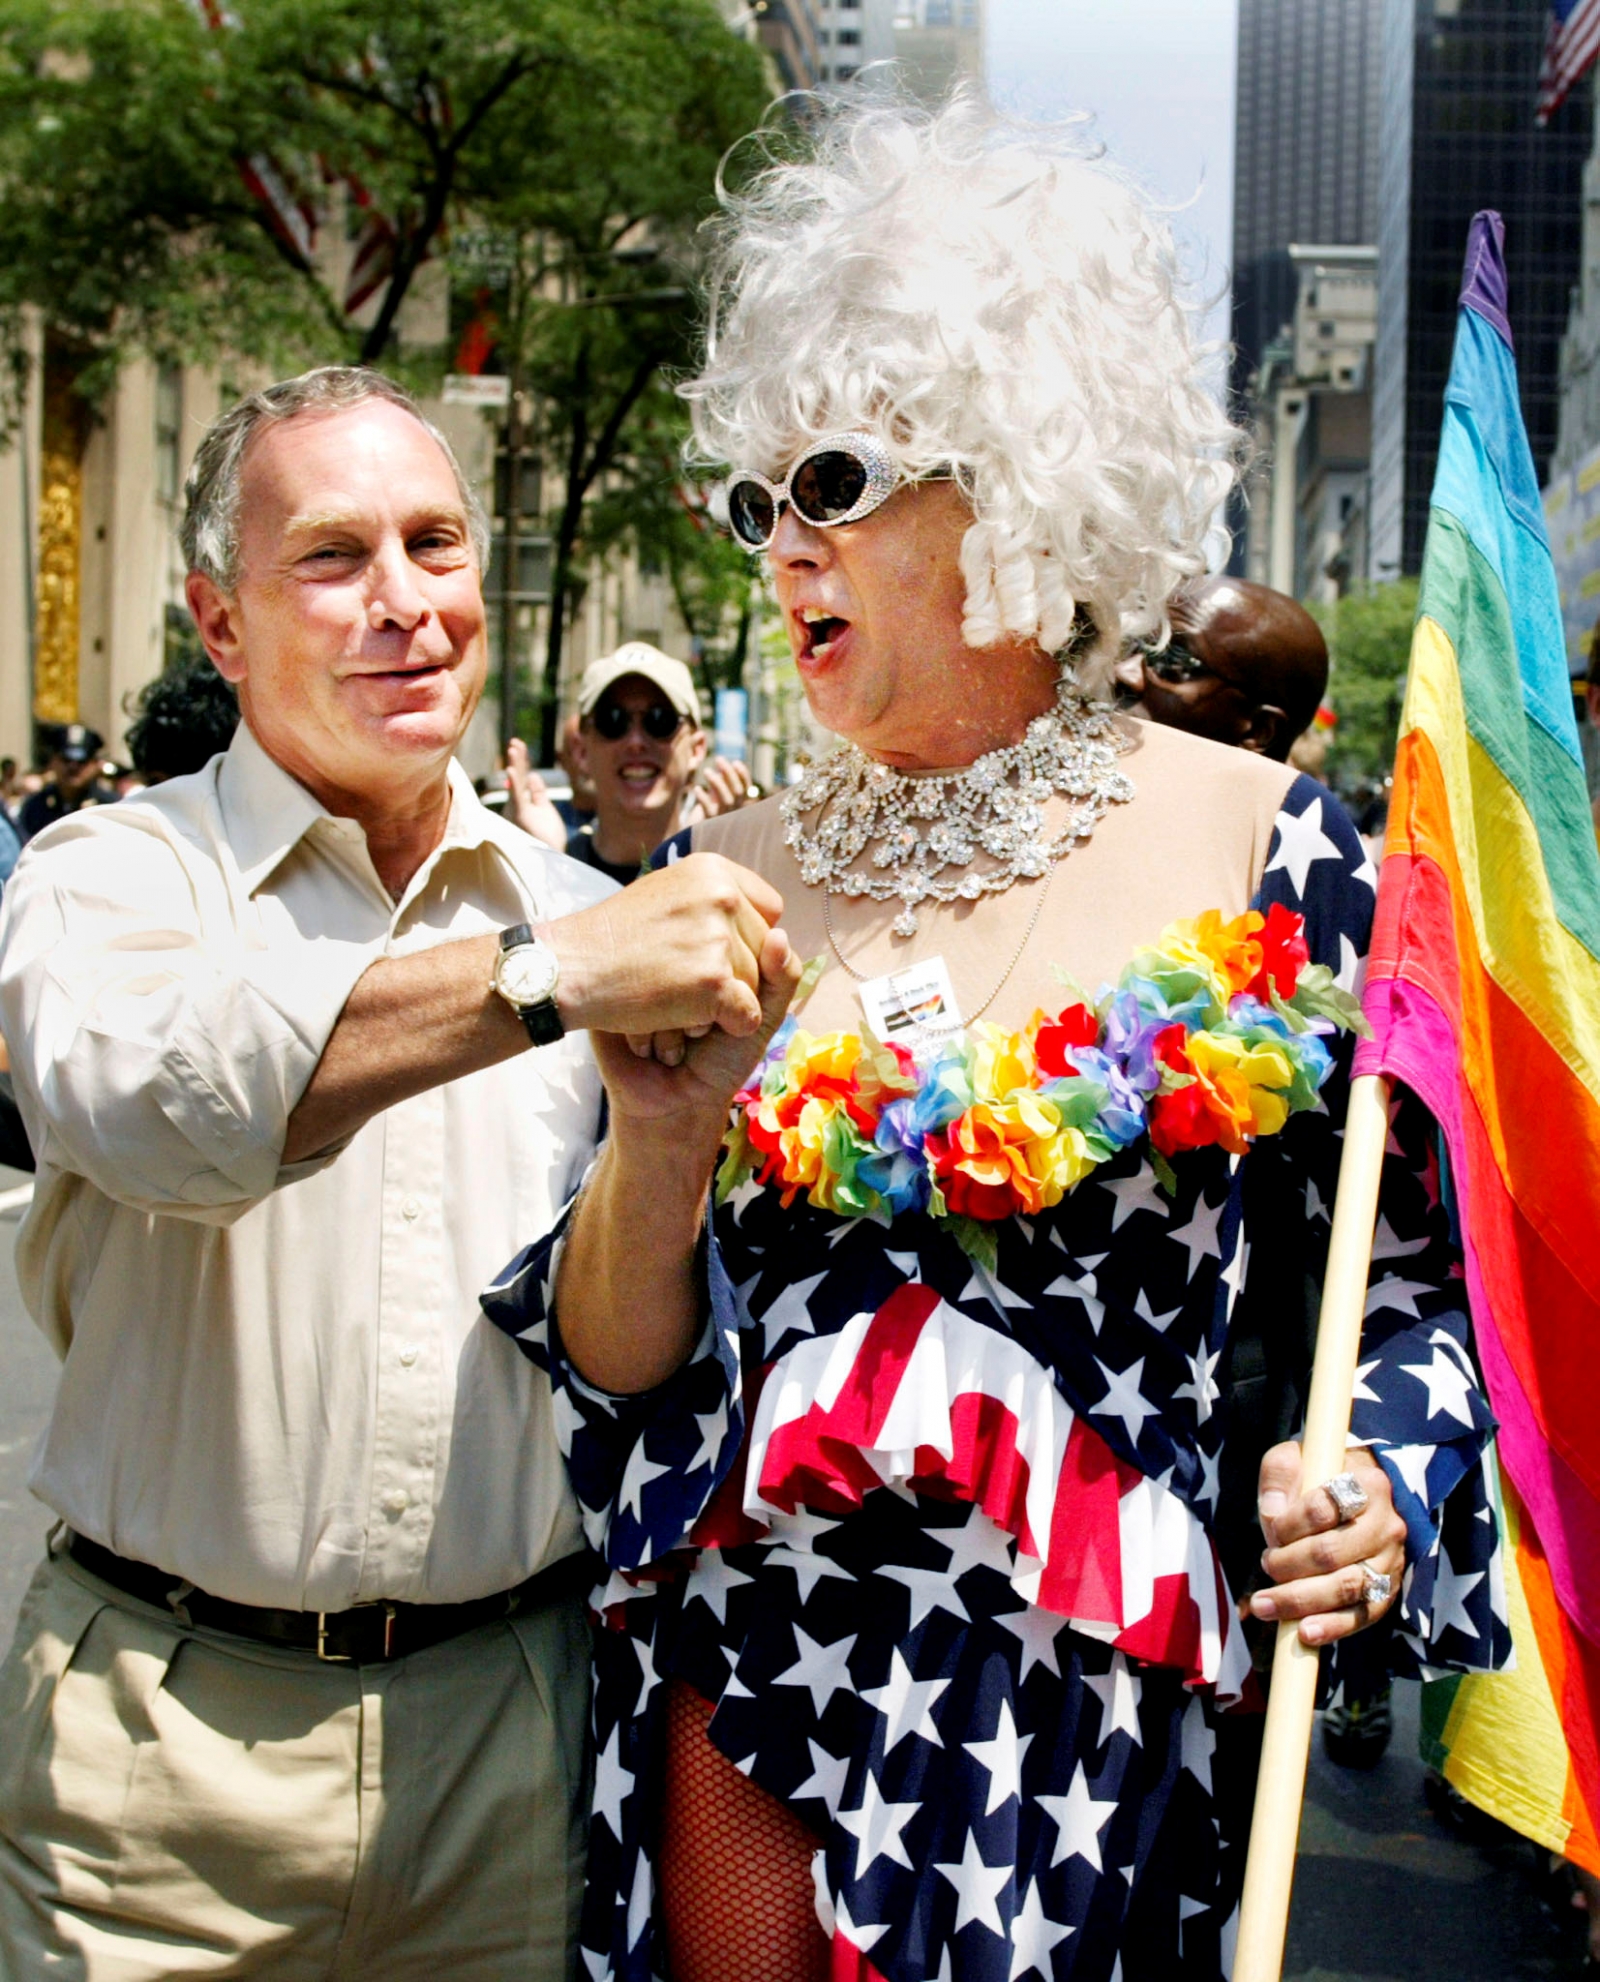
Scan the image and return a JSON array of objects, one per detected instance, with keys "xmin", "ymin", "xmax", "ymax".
[
  {"xmin": 837, "ymin": 27, "xmax": 859, "ymax": 43},
  {"xmin": 155, "ymin": 363, "xmax": 182, "ymax": 507},
  {"xmin": 836, "ymin": 63, "xmax": 858, "ymax": 78}
]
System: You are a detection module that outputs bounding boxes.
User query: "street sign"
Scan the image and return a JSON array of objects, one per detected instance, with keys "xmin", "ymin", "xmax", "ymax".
[{"xmin": 442, "ymin": 373, "xmax": 511, "ymax": 409}]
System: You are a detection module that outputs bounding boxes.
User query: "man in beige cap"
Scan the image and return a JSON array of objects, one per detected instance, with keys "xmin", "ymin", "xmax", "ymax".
[{"xmin": 565, "ymin": 642, "xmax": 714, "ymax": 885}]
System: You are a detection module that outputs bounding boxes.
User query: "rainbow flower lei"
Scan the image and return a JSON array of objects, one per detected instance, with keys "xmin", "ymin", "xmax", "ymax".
[{"xmin": 716, "ymin": 905, "xmax": 1369, "ymax": 1266}]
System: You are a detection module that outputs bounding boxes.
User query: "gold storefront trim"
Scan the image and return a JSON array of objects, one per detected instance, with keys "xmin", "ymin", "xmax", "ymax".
[{"xmin": 35, "ymin": 339, "xmax": 89, "ymax": 727}]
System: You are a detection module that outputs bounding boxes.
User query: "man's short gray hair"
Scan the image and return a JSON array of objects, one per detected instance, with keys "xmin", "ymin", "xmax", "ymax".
[{"xmin": 180, "ymin": 366, "xmax": 492, "ymax": 591}]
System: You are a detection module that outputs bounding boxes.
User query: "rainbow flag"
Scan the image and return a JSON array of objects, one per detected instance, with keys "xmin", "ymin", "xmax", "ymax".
[{"xmin": 1355, "ymin": 210, "xmax": 1600, "ymax": 1875}]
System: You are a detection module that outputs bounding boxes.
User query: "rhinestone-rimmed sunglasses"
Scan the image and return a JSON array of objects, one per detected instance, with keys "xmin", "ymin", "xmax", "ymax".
[{"xmin": 725, "ymin": 431, "xmax": 904, "ymax": 550}]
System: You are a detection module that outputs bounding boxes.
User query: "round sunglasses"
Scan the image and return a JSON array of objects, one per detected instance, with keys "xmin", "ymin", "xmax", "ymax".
[
  {"xmin": 725, "ymin": 431, "xmax": 904, "ymax": 550},
  {"xmin": 590, "ymin": 698, "xmax": 685, "ymax": 742}
]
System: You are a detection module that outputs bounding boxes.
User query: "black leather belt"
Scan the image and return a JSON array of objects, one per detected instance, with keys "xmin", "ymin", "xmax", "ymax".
[{"xmin": 67, "ymin": 1532, "xmax": 598, "ymax": 1665}]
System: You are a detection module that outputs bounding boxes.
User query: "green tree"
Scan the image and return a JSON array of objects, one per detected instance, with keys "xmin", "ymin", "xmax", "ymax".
[
  {"xmin": 467, "ymin": 8, "xmax": 768, "ymax": 756},
  {"xmin": 1310, "ymin": 579, "xmax": 1420, "ymax": 789},
  {"xmin": 0, "ymin": 0, "xmax": 768, "ymax": 751},
  {"xmin": 585, "ymin": 400, "xmax": 765, "ymax": 713},
  {"xmin": 0, "ymin": 0, "xmax": 766, "ymax": 397}
]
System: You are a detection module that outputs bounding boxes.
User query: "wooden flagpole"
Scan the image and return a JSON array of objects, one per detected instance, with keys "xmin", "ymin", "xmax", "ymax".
[{"xmin": 1232, "ymin": 1070, "xmax": 1393, "ymax": 1982}]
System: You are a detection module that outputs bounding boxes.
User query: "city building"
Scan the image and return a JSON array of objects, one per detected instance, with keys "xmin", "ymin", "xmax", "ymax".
[
  {"xmin": 890, "ymin": 0, "xmax": 983, "ymax": 104},
  {"xmin": 1554, "ymin": 95, "xmax": 1600, "ymax": 475},
  {"xmin": 744, "ymin": 0, "xmax": 827, "ymax": 91},
  {"xmin": 1229, "ymin": 0, "xmax": 1383, "ymax": 575},
  {"xmin": 816, "ymin": 0, "xmax": 895, "ymax": 85},
  {"xmin": 1248, "ymin": 244, "xmax": 1377, "ymax": 602},
  {"xmin": 1369, "ymin": 0, "xmax": 1591, "ymax": 581}
]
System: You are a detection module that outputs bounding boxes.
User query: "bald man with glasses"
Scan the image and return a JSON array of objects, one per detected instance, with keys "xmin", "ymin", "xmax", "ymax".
[{"xmin": 1115, "ymin": 574, "xmax": 1329, "ymax": 763}]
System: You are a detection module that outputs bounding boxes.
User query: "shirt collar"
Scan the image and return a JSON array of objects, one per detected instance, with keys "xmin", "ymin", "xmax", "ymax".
[{"xmin": 218, "ymin": 721, "xmax": 499, "ymax": 898}]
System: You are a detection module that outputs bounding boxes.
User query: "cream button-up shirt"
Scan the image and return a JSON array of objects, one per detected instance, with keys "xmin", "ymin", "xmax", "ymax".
[{"xmin": 0, "ymin": 723, "xmax": 612, "ymax": 1611}]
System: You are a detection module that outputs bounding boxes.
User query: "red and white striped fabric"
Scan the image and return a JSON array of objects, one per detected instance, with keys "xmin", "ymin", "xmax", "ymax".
[
  {"xmin": 724, "ymin": 1281, "xmax": 1249, "ymax": 1700},
  {"xmin": 1537, "ymin": 0, "xmax": 1600, "ymax": 123}
]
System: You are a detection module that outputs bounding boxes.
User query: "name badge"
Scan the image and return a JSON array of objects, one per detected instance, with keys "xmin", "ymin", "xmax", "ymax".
[{"xmin": 858, "ymin": 954, "xmax": 964, "ymax": 1050}]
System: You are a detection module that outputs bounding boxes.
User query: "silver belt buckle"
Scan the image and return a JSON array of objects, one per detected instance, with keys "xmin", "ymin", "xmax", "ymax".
[
  {"xmin": 314, "ymin": 1613, "xmax": 351, "ymax": 1663},
  {"xmin": 314, "ymin": 1603, "xmax": 397, "ymax": 1663}
]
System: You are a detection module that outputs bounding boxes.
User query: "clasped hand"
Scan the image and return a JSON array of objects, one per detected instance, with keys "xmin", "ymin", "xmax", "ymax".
[
  {"xmin": 552, "ymin": 853, "xmax": 799, "ymax": 1131},
  {"xmin": 1248, "ymin": 1442, "xmax": 1406, "ymax": 1646}
]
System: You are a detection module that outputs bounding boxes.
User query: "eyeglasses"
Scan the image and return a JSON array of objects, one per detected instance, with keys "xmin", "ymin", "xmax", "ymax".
[
  {"xmin": 590, "ymin": 699, "xmax": 684, "ymax": 742},
  {"xmin": 725, "ymin": 431, "xmax": 904, "ymax": 550},
  {"xmin": 1140, "ymin": 639, "xmax": 1213, "ymax": 685}
]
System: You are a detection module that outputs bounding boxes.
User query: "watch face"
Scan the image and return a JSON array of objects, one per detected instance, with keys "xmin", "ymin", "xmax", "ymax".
[{"xmin": 497, "ymin": 942, "xmax": 559, "ymax": 1008}]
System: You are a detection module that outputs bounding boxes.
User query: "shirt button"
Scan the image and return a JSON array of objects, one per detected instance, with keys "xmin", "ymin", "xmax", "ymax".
[
  {"xmin": 398, "ymin": 1345, "xmax": 419, "ymax": 1368},
  {"xmin": 381, "ymin": 1489, "xmax": 409, "ymax": 1517},
  {"xmin": 401, "ymin": 1196, "xmax": 422, "ymax": 1221}
]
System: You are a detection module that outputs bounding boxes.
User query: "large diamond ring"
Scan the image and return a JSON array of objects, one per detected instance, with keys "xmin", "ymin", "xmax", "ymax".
[
  {"xmin": 1358, "ymin": 1561, "xmax": 1393, "ymax": 1607},
  {"xmin": 1323, "ymin": 1472, "xmax": 1368, "ymax": 1525}
]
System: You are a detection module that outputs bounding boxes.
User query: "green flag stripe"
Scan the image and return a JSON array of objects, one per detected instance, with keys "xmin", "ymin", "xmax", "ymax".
[{"xmin": 1416, "ymin": 510, "xmax": 1600, "ymax": 962}]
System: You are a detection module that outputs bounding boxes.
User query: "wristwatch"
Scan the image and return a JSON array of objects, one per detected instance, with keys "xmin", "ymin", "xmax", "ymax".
[{"xmin": 493, "ymin": 923, "xmax": 565, "ymax": 1046}]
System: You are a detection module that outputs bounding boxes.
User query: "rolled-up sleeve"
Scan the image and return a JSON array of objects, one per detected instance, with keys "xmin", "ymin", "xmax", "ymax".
[{"xmin": 0, "ymin": 813, "xmax": 373, "ymax": 1220}]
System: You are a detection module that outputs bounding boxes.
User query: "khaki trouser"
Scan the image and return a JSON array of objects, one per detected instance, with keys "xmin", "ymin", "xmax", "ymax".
[{"xmin": 0, "ymin": 1542, "xmax": 591, "ymax": 1980}]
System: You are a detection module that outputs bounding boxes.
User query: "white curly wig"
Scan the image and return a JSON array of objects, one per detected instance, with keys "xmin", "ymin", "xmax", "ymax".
[{"xmin": 684, "ymin": 91, "xmax": 1240, "ymax": 670}]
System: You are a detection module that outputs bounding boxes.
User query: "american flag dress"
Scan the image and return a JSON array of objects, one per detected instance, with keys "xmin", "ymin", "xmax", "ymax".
[{"xmin": 483, "ymin": 775, "xmax": 1511, "ymax": 1982}]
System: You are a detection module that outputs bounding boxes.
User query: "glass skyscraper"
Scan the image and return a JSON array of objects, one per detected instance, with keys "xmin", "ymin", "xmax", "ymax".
[
  {"xmin": 1369, "ymin": 0, "xmax": 1590, "ymax": 579},
  {"xmin": 1229, "ymin": 0, "xmax": 1384, "ymax": 573}
]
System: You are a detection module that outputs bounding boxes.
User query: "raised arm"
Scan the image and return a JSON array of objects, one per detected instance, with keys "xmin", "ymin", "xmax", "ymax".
[
  {"xmin": 285, "ymin": 853, "xmax": 787, "ymax": 1161},
  {"xmin": 553, "ymin": 925, "xmax": 799, "ymax": 1394}
]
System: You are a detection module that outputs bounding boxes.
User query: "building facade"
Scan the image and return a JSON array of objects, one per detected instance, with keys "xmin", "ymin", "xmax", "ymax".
[
  {"xmin": 1229, "ymin": 0, "xmax": 1384, "ymax": 576},
  {"xmin": 1247, "ymin": 245, "xmax": 1377, "ymax": 601},
  {"xmin": 1369, "ymin": 0, "xmax": 1591, "ymax": 581},
  {"xmin": 750, "ymin": 0, "xmax": 827, "ymax": 91},
  {"xmin": 1553, "ymin": 97, "xmax": 1600, "ymax": 474},
  {"xmin": 890, "ymin": 0, "xmax": 983, "ymax": 104},
  {"xmin": 815, "ymin": 0, "xmax": 895, "ymax": 85}
]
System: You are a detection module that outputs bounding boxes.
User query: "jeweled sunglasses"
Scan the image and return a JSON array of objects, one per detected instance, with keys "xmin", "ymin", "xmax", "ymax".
[{"xmin": 725, "ymin": 431, "xmax": 905, "ymax": 550}]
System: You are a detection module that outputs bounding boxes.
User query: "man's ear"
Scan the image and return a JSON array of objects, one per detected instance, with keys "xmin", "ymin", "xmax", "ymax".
[
  {"xmin": 685, "ymin": 726, "xmax": 709, "ymax": 773},
  {"xmin": 185, "ymin": 571, "xmax": 246, "ymax": 685},
  {"xmin": 1240, "ymin": 703, "xmax": 1289, "ymax": 758}
]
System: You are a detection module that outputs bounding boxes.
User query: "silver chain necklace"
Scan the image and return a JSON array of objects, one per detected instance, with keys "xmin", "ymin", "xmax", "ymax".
[
  {"xmin": 781, "ymin": 678, "xmax": 1135, "ymax": 937},
  {"xmin": 822, "ymin": 864, "xmax": 1056, "ymax": 1036}
]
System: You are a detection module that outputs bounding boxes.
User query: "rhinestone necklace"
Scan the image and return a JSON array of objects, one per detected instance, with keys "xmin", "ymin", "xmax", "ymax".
[{"xmin": 781, "ymin": 679, "xmax": 1136, "ymax": 936}]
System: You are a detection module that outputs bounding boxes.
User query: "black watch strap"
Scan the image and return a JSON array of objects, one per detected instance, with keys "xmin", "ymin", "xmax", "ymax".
[
  {"xmin": 518, "ymin": 999, "xmax": 565, "ymax": 1047},
  {"xmin": 498, "ymin": 923, "xmax": 565, "ymax": 1046}
]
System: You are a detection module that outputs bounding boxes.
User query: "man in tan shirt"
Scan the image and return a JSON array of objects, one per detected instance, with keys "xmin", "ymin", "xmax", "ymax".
[{"xmin": 0, "ymin": 366, "xmax": 794, "ymax": 1978}]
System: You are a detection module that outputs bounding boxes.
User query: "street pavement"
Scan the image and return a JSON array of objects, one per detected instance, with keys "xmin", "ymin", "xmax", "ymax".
[{"xmin": 0, "ymin": 1175, "xmax": 1587, "ymax": 1976}]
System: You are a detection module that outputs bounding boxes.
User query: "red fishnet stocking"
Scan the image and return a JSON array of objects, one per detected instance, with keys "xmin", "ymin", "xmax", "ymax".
[{"xmin": 659, "ymin": 1678, "xmax": 831, "ymax": 1982}]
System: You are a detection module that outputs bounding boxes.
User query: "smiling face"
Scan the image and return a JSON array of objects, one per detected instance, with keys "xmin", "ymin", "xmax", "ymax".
[
  {"xmin": 185, "ymin": 400, "xmax": 487, "ymax": 815},
  {"xmin": 767, "ymin": 478, "xmax": 1058, "ymax": 769},
  {"xmin": 579, "ymin": 675, "xmax": 706, "ymax": 835}
]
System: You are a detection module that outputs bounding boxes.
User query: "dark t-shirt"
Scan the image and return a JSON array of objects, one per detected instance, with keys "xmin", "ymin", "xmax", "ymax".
[
  {"xmin": 565, "ymin": 826, "xmax": 647, "ymax": 889},
  {"xmin": 18, "ymin": 783, "xmax": 116, "ymax": 842}
]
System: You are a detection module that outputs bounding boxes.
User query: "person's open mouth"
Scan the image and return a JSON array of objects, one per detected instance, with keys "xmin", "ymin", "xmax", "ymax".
[{"xmin": 796, "ymin": 604, "xmax": 852, "ymax": 668}]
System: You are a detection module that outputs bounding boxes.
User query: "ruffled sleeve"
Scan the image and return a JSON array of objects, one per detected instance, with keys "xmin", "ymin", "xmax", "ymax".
[
  {"xmin": 1253, "ymin": 776, "xmax": 1510, "ymax": 1675},
  {"xmin": 480, "ymin": 1187, "xmax": 746, "ymax": 1573}
]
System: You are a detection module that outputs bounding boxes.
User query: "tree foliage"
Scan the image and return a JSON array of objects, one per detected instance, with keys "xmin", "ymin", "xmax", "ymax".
[
  {"xmin": 1309, "ymin": 579, "xmax": 1419, "ymax": 791},
  {"xmin": 0, "ymin": 0, "xmax": 772, "ymax": 749},
  {"xmin": 584, "ymin": 397, "xmax": 765, "ymax": 710},
  {"xmin": 0, "ymin": 0, "xmax": 768, "ymax": 392}
]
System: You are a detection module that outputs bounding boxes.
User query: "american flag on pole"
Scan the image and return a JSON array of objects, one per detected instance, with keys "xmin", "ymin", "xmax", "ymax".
[{"xmin": 1536, "ymin": 0, "xmax": 1600, "ymax": 123}]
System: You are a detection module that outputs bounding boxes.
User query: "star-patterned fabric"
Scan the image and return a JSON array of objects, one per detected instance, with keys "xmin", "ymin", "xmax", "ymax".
[{"xmin": 483, "ymin": 775, "xmax": 1510, "ymax": 1982}]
